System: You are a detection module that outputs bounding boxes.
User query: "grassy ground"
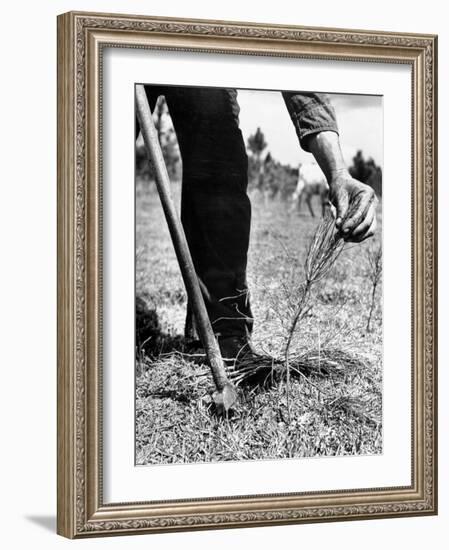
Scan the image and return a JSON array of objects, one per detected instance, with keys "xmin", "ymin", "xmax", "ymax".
[{"xmin": 135, "ymin": 177, "xmax": 383, "ymax": 465}]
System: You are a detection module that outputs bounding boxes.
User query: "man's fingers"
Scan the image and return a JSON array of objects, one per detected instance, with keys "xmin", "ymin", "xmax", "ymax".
[
  {"xmin": 333, "ymin": 189, "xmax": 349, "ymax": 228},
  {"xmin": 345, "ymin": 214, "xmax": 377, "ymax": 243},
  {"xmin": 350, "ymin": 202, "xmax": 376, "ymax": 238},
  {"xmin": 341, "ymin": 191, "xmax": 376, "ymax": 234}
]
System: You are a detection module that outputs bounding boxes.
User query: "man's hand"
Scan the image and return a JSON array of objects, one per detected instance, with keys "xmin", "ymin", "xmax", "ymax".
[
  {"xmin": 306, "ymin": 131, "xmax": 378, "ymax": 243},
  {"xmin": 329, "ymin": 170, "xmax": 378, "ymax": 243}
]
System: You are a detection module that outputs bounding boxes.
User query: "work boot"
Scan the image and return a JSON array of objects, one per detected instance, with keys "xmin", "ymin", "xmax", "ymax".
[
  {"xmin": 217, "ymin": 333, "xmax": 279, "ymax": 387},
  {"xmin": 217, "ymin": 334, "xmax": 258, "ymax": 368}
]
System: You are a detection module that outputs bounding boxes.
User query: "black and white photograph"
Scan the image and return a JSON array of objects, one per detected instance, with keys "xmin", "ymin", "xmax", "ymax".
[{"xmin": 134, "ymin": 84, "xmax": 383, "ymax": 465}]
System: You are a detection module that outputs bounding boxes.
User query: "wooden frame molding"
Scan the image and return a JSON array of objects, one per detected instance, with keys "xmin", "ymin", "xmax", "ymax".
[{"xmin": 57, "ymin": 11, "xmax": 437, "ymax": 538}]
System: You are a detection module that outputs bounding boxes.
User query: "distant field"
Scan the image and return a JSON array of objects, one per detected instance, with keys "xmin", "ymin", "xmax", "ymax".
[{"xmin": 135, "ymin": 177, "xmax": 383, "ymax": 465}]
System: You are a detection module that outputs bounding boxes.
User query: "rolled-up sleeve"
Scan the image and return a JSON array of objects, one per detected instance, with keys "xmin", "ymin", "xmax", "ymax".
[{"xmin": 282, "ymin": 91, "xmax": 339, "ymax": 152}]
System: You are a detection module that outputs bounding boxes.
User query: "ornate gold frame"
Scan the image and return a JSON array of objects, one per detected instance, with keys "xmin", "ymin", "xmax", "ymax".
[{"xmin": 57, "ymin": 11, "xmax": 438, "ymax": 538}]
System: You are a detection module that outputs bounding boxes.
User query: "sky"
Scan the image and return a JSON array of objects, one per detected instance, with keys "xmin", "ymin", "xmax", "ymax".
[{"xmin": 236, "ymin": 89, "xmax": 383, "ymax": 168}]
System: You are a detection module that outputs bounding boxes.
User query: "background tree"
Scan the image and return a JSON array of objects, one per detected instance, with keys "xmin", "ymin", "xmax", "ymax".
[
  {"xmin": 247, "ymin": 126, "xmax": 268, "ymax": 161},
  {"xmin": 348, "ymin": 150, "xmax": 382, "ymax": 197},
  {"xmin": 247, "ymin": 127, "xmax": 268, "ymax": 191}
]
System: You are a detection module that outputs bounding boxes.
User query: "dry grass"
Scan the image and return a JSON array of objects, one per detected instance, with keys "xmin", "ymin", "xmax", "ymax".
[{"xmin": 135, "ymin": 177, "xmax": 383, "ymax": 464}]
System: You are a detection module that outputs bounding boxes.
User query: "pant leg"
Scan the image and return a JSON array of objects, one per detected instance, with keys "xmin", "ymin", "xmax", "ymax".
[{"xmin": 161, "ymin": 86, "xmax": 253, "ymax": 338}]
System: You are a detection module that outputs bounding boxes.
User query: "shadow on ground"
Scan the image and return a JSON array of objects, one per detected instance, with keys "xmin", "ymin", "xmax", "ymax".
[{"xmin": 136, "ymin": 296, "xmax": 193, "ymax": 356}]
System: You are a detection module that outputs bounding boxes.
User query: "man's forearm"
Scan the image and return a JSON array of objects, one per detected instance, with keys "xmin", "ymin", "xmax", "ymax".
[
  {"xmin": 283, "ymin": 93, "xmax": 377, "ymax": 242},
  {"xmin": 306, "ymin": 131, "xmax": 349, "ymax": 184}
]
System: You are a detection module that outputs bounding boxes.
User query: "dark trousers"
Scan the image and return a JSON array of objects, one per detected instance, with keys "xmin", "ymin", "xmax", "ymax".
[{"xmin": 140, "ymin": 86, "xmax": 253, "ymax": 338}]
